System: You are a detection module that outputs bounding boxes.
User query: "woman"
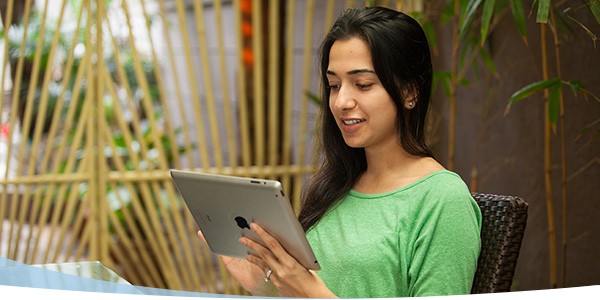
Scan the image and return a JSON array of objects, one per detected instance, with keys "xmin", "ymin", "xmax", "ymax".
[{"xmin": 200, "ymin": 6, "xmax": 481, "ymax": 298}]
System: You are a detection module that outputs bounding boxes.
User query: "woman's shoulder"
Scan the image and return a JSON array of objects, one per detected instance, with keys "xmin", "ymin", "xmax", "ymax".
[{"xmin": 413, "ymin": 169, "xmax": 474, "ymax": 205}]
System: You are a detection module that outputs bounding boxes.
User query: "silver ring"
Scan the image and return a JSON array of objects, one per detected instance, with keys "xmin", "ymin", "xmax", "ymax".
[{"xmin": 264, "ymin": 269, "xmax": 273, "ymax": 282}]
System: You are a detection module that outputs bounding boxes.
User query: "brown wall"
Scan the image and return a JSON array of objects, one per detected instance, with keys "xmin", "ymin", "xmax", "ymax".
[{"xmin": 429, "ymin": 1, "xmax": 600, "ymax": 291}]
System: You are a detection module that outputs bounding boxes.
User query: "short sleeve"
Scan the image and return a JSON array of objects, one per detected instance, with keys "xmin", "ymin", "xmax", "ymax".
[{"xmin": 406, "ymin": 181, "xmax": 482, "ymax": 296}]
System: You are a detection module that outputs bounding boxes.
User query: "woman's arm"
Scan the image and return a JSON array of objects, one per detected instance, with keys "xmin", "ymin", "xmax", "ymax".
[{"xmin": 239, "ymin": 223, "xmax": 338, "ymax": 298}]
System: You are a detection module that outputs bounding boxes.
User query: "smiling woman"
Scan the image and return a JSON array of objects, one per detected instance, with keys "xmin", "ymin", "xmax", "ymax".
[
  {"xmin": 326, "ymin": 37, "xmax": 399, "ymax": 150},
  {"xmin": 197, "ymin": 6, "xmax": 482, "ymax": 298}
]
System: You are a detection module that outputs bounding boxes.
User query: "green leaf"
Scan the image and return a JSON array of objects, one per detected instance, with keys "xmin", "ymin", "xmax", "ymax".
[
  {"xmin": 589, "ymin": 0, "xmax": 600, "ymax": 25},
  {"xmin": 536, "ymin": 0, "xmax": 551, "ymax": 24},
  {"xmin": 582, "ymin": 117, "xmax": 600, "ymax": 133},
  {"xmin": 549, "ymin": 84, "xmax": 560, "ymax": 125},
  {"xmin": 479, "ymin": 46, "xmax": 497, "ymax": 74},
  {"xmin": 441, "ymin": 1, "xmax": 456, "ymax": 25},
  {"xmin": 459, "ymin": 0, "xmax": 484, "ymax": 41},
  {"xmin": 433, "ymin": 71, "xmax": 452, "ymax": 98},
  {"xmin": 565, "ymin": 80, "xmax": 600, "ymax": 103},
  {"xmin": 305, "ymin": 90, "xmax": 322, "ymax": 106},
  {"xmin": 480, "ymin": 0, "xmax": 496, "ymax": 45},
  {"xmin": 567, "ymin": 80, "xmax": 584, "ymax": 96},
  {"xmin": 422, "ymin": 20, "xmax": 439, "ymax": 51},
  {"xmin": 509, "ymin": 0, "xmax": 528, "ymax": 39},
  {"xmin": 509, "ymin": 78, "xmax": 561, "ymax": 103}
]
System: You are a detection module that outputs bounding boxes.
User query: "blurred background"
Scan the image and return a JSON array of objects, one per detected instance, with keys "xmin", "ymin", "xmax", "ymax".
[{"xmin": 0, "ymin": 0, "xmax": 598, "ymax": 295}]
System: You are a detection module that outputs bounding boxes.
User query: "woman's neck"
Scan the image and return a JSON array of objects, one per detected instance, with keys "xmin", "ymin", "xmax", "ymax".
[{"xmin": 354, "ymin": 143, "xmax": 444, "ymax": 194}]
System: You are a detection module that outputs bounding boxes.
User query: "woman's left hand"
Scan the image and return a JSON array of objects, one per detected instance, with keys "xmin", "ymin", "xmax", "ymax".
[{"xmin": 239, "ymin": 223, "xmax": 337, "ymax": 298}]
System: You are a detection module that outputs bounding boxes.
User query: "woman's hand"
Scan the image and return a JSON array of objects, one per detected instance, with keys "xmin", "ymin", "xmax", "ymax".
[
  {"xmin": 197, "ymin": 231, "xmax": 279, "ymax": 296},
  {"xmin": 240, "ymin": 223, "xmax": 337, "ymax": 298}
]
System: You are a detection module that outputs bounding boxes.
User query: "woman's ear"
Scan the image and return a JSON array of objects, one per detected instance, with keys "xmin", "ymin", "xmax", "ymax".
[{"xmin": 403, "ymin": 88, "xmax": 418, "ymax": 110}]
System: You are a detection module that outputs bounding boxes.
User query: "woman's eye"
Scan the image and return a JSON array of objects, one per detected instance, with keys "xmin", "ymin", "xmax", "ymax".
[
  {"xmin": 356, "ymin": 83, "xmax": 372, "ymax": 90},
  {"xmin": 328, "ymin": 84, "xmax": 341, "ymax": 91}
]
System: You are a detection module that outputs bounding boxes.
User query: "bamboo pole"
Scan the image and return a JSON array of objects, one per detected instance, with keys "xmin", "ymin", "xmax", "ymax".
[
  {"xmin": 174, "ymin": 0, "xmax": 211, "ymax": 170},
  {"xmin": 540, "ymin": 21, "xmax": 558, "ymax": 289},
  {"xmin": 294, "ymin": 0, "xmax": 315, "ymax": 212},
  {"xmin": 0, "ymin": 0, "xmax": 14, "ymax": 254},
  {"xmin": 548, "ymin": 8, "xmax": 567, "ymax": 288},
  {"xmin": 214, "ymin": 0, "xmax": 239, "ymax": 169},
  {"xmin": 447, "ymin": 0, "xmax": 461, "ymax": 171},
  {"xmin": 50, "ymin": 93, "xmax": 91, "ymax": 263},
  {"xmin": 251, "ymin": 0, "xmax": 265, "ymax": 170},
  {"xmin": 138, "ymin": 0, "xmax": 181, "ymax": 170},
  {"xmin": 267, "ymin": 0, "xmax": 281, "ymax": 177},
  {"xmin": 192, "ymin": 0, "xmax": 225, "ymax": 171},
  {"xmin": 100, "ymin": 61, "xmax": 172, "ymax": 288},
  {"xmin": 10, "ymin": 0, "xmax": 39, "ymax": 261},
  {"xmin": 157, "ymin": 0, "xmax": 196, "ymax": 167},
  {"xmin": 281, "ymin": 0, "xmax": 296, "ymax": 199},
  {"xmin": 26, "ymin": 0, "xmax": 87, "ymax": 264},
  {"xmin": 234, "ymin": 0, "xmax": 251, "ymax": 169},
  {"xmin": 23, "ymin": 0, "xmax": 68, "ymax": 263},
  {"xmin": 120, "ymin": 0, "xmax": 191, "ymax": 290}
]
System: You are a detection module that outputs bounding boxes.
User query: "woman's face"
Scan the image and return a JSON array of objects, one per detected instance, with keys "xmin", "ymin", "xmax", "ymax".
[{"xmin": 327, "ymin": 37, "xmax": 399, "ymax": 151}]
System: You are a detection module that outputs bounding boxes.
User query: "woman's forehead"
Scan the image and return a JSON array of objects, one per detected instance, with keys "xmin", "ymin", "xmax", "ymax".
[{"xmin": 327, "ymin": 38, "xmax": 374, "ymax": 75}]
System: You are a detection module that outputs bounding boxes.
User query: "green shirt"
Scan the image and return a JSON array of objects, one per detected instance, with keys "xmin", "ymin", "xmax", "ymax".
[{"xmin": 306, "ymin": 170, "xmax": 482, "ymax": 298}]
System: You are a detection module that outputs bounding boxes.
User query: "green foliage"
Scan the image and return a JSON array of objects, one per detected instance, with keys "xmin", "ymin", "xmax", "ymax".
[
  {"xmin": 536, "ymin": 0, "xmax": 551, "ymax": 24},
  {"xmin": 590, "ymin": 1, "xmax": 600, "ymax": 24},
  {"xmin": 507, "ymin": 78, "xmax": 600, "ymax": 125},
  {"xmin": 480, "ymin": 0, "xmax": 496, "ymax": 45},
  {"xmin": 509, "ymin": 0, "xmax": 527, "ymax": 37}
]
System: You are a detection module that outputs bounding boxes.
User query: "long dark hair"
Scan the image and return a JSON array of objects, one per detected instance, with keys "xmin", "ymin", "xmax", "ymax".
[{"xmin": 298, "ymin": 6, "xmax": 434, "ymax": 231}]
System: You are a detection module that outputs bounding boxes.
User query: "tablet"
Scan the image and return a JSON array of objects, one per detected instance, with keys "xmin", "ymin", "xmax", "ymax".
[{"xmin": 170, "ymin": 169, "xmax": 320, "ymax": 270}]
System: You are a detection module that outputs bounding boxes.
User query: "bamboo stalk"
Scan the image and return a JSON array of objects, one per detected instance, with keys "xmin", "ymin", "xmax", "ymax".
[
  {"xmin": 549, "ymin": 8, "xmax": 567, "ymax": 288},
  {"xmin": 447, "ymin": 0, "xmax": 460, "ymax": 171},
  {"xmin": 120, "ymin": 0, "xmax": 169, "ymax": 170},
  {"xmin": 268, "ymin": 0, "xmax": 281, "ymax": 176},
  {"xmin": 281, "ymin": 0, "xmax": 297, "ymax": 198},
  {"xmin": 0, "ymin": 0, "xmax": 14, "ymax": 254},
  {"xmin": 298, "ymin": 0, "xmax": 315, "ymax": 170},
  {"xmin": 174, "ymin": 0, "xmax": 211, "ymax": 169},
  {"xmin": 101, "ymin": 116, "xmax": 165, "ymax": 287},
  {"xmin": 119, "ymin": 1, "xmax": 188, "ymax": 289},
  {"xmin": 101, "ymin": 63, "xmax": 174, "ymax": 288},
  {"xmin": 540, "ymin": 21, "xmax": 558, "ymax": 289},
  {"xmin": 43, "ymin": 65, "xmax": 93, "ymax": 263},
  {"xmin": 138, "ymin": 4, "xmax": 205, "ymax": 288},
  {"xmin": 234, "ymin": 0, "xmax": 251, "ymax": 169},
  {"xmin": 34, "ymin": 5, "xmax": 92, "ymax": 262},
  {"xmin": 139, "ymin": 0, "xmax": 181, "ymax": 170},
  {"xmin": 10, "ymin": 0, "xmax": 38, "ymax": 261},
  {"xmin": 23, "ymin": 0, "xmax": 69, "ymax": 263},
  {"xmin": 192, "ymin": 0, "xmax": 225, "ymax": 171},
  {"xmin": 157, "ymin": 0, "xmax": 196, "ymax": 167},
  {"xmin": 214, "ymin": 0, "xmax": 239, "ymax": 169},
  {"xmin": 251, "ymin": 0, "xmax": 265, "ymax": 169}
]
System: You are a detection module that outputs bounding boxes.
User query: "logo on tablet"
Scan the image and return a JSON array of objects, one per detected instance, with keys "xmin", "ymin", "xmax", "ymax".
[{"xmin": 234, "ymin": 216, "xmax": 250, "ymax": 229}]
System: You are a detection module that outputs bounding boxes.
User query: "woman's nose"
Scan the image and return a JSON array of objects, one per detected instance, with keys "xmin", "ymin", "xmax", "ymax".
[{"xmin": 334, "ymin": 86, "xmax": 356, "ymax": 111}]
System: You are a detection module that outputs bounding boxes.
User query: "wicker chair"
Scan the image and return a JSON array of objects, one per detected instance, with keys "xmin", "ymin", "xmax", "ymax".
[{"xmin": 470, "ymin": 192, "xmax": 529, "ymax": 294}]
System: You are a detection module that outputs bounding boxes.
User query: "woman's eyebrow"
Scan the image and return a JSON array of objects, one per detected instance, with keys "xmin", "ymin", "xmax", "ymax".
[{"xmin": 326, "ymin": 69, "xmax": 376, "ymax": 76}]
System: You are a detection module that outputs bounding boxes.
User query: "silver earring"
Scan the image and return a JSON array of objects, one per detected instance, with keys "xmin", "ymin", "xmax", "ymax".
[{"xmin": 408, "ymin": 101, "xmax": 414, "ymax": 107}]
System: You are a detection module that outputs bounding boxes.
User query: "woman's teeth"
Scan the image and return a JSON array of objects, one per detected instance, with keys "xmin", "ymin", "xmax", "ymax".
[{"xmin": 343, "ymin": 119, "xmax": 365, "ymax": 125}]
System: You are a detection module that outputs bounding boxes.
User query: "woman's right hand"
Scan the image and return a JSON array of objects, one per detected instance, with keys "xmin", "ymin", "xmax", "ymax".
[{"xmin": 197, "ymin": 231, "xmax": 279, "ymax": 296}]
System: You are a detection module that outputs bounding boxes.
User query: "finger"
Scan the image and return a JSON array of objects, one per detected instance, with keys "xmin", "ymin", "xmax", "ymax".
[
  {"xmin": 239, "ymin": 235, "xmax": 277, "ymax": 265},
  {"xmin": 249, "ymin": 223, "xmax": 293, "ymax": 265},
  {"xmin": 244, "ymin": 253, "xmax": 269, "ymax": 272},
  {"xmin": 197, "ymin": 230, "xmax": 206, "ymax": 243}
]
